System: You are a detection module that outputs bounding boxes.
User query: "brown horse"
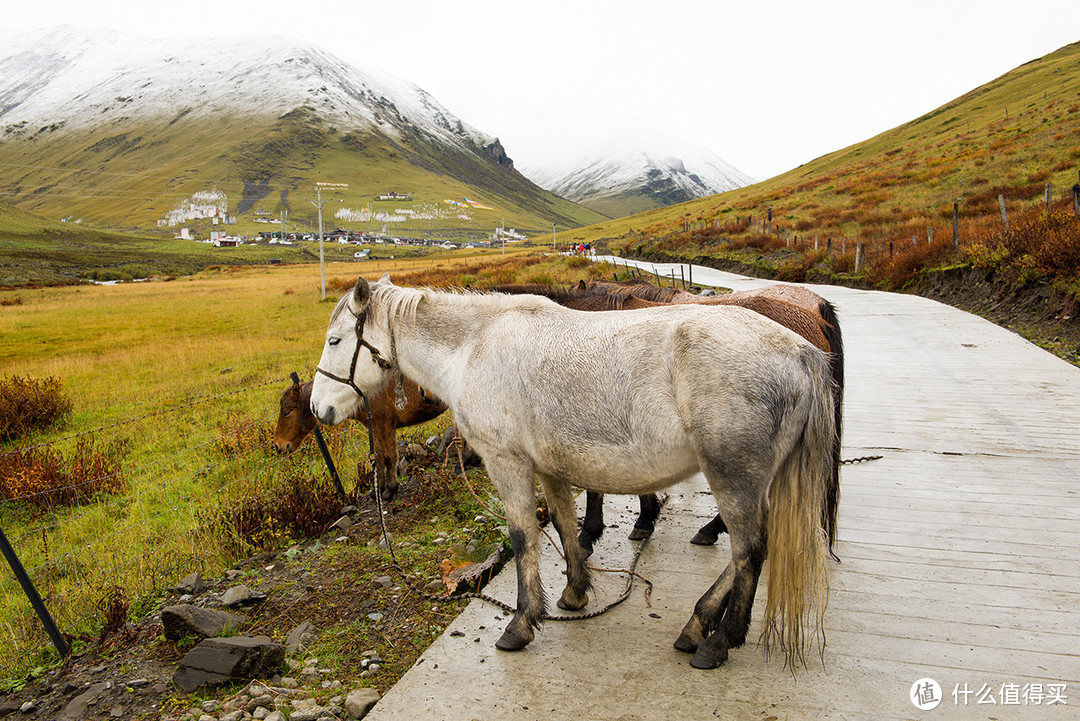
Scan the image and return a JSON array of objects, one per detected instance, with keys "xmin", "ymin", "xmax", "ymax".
[
  {"xmin": 273, "ymin": 376, "xmax": 448, "ymax": 501},
  {"xmin": 493, "ymin": 280, "xmax": 844, "ymax": 559}
]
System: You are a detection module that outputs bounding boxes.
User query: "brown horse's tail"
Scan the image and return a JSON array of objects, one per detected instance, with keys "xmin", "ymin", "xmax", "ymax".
[
  {"xmin": 763, "ymin": 347, "xmax": 833, "ymax": 670},
  {"xmin": 818, "ymin": 299, "xmax": 844, "ymax": 557}
]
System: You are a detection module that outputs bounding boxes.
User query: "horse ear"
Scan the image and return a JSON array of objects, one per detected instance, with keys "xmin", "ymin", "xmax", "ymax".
[
  {"xmin": 378, "ymin": 272, "xmax": 393, "ymax": 286},
  {"xmin": 353, "ymin": 277, "xmax": 371, "ymax": 312},
  {"xmin": 575, "ymin": 279, "xmax": 587, "ymax": 292}
]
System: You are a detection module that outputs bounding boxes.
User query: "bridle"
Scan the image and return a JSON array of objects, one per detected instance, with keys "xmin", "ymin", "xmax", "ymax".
[{"xmin": 314, "ymin": 306, "xmax": 392, "ymax": 399}]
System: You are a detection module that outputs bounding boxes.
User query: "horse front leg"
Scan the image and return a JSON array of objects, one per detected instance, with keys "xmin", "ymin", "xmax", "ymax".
[
  {"xmin": 485, "ymin": 456, "xmax": 545, "ymax": 651},
  {"xmin": 577, "ymin": 491, "xmax": 606, "ymax": 557},
  {"xmin": 539, "ymin": 474, "xmax": 591, "ymax": 611},
  {"xmin": 372, "ymin": 421, "xmax": 400, "ymax": 502}
]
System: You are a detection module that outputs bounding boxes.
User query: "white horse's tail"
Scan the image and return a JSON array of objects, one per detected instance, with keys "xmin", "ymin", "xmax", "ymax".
[{"xmin": 762, "ymin": 347, "xmax": 834, "ymax": 670}]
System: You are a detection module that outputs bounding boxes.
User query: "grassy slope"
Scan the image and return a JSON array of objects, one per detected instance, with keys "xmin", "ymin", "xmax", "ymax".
[
  {"xmin": 553, "ymin": 40, "xmax": 1080, "ymax": 251},
  {"xmin": 0, "ymin": 105, "xmax": 606, "ymax": 236}
]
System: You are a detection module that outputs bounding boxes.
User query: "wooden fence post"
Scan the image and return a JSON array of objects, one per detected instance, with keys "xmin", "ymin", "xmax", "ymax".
[
  {"xmin": 952, "ymin": 202, "xmax": 960, "ymax": 250},
  {"xmin": 1046, "ymin": 182, "xmax": 1053, "ymax": 212},
  {"xmin": 912, "ymin": 234, "xmax": 918, "ymax": 249},
  {"xmin": 928, "ymin": 226, "xmax": 934, "ymax": 246},
  {"xmin": 826, "ymin": 238, "xmax": 832, "ymax": 257},
  {"xmin": 814, "ymin": 234, "xmax": 819, "ymax": 251},
  {"xmin": 855, "ymin": 242, "xmax": 865, "ymax": 273},
  {"xmin": 999, "ymin": 194, "xmax": 1009, "ymax": 232},
  {"xmin": 1073, "ymin": 183, "xmax": 1079, "ymax": 214},
  {"xmin": 842, "ymin": 238, "xmax": 847, "ymax": 255}
]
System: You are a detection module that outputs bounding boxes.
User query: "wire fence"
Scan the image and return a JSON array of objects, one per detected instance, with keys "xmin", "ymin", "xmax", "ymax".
[{"xmin": 0, "ymin": 369, "xmax": 372, "ymax": 680}]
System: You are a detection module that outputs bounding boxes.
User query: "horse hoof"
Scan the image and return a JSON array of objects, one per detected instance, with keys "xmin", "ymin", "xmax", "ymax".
[
  {"xmin": 673, "ymin": 633, "xmax": 699, "ymax": 654},
  {"xmin": 577, "ymin": 538, "xmax": 594, "ymax": 558},
  {"xmin": 557, "ymin": 590, "xmax": 588, "ymax": 612},
  {"xmin": 689, "ymin": 531, "xmax": 718, "ymax": 546},
  {"xmin": 690, "ymin": 645, "xmax": 728, "ymax": 669},
  {"xmin": 628, "ymin": 526, "xmax": 653, "ymax": 541},
  {"xmin": 495, "ymin": 628, "xmax": 532, "ymax": 651}
]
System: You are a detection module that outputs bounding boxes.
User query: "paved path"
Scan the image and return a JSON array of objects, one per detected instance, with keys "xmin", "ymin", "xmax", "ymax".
[{"xmin": 369, "ymin": 261, "xmax": 1080, "ymax": 720}]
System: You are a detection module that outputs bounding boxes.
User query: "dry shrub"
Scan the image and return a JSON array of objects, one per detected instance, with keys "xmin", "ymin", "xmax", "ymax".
[
  {"xmin": 0, "ymin": 297, "xmax": 22, "ymax": 307},
  {"xmin": 729, "ymin": 232, "xmax": 785, "ymax": 253},
  {"xmin": 972, "ymin": 203, "xmax": 1080, "ymax": 280},
  {"xmin": 0, "ymin": 437, "xmax": 130, "ymax": 510},
  {"xmin": 0, "ymin": 375, "xmax": 74, "ymax": 441},
  {"xmin": 225, "ymin": 465, "xmax": 353, "ymax": 546}
]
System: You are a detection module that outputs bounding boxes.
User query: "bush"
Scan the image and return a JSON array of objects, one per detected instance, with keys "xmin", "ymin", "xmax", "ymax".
[
  {"xmin": 0, "ymin": 375, "xmax": 74, "ymax": 441},
  {"xmin": 0, "ymin": 437, "xmax": 130, "ymax": 510}
]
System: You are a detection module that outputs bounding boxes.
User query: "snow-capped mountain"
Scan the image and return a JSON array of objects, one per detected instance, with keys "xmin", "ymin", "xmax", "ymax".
[
  {"xmin": 0, "ymin": 25, "xmax": 492, "ymax": 154},
  {"xmin": 0, "ymin": 26, "xmax": 606, "ymax": 230},
  {"xmin": 523, "ymin": 147, "xmax": 754, "ymax": 218}
]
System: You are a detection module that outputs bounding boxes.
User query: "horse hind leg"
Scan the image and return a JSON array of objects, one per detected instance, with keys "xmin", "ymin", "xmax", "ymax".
[
  {"xmin": 577, "ymin": 491, "xmax": 606, "ymax": 558},
  {"xmin": 689, "ymin": 528, "xmax": 766, "ymax": 669},
  {"xmin": 689, "ymin": 513, "xmax": 728, "ymax": 546},
  {"xmin": 628, "ymin": 493, "xmax": 661, "ymax": 541},
  {"xmin": 540, "ymin": 474, "xmax": 591, "ymax": 611}
]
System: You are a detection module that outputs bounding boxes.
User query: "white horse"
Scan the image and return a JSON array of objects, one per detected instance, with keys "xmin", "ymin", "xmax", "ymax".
[{"xmin": 310, "ymin": 276, "xmax": 833, "ymax": 670}]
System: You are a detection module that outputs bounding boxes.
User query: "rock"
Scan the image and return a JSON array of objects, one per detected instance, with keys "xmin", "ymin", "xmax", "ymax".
[
  {"xmin": 285, "ymin": 621, "xmax": 316, "ymax": 655},
  {"xmin": 221, "ymin": 712, "xmax": 244, "ymax": 721},
  {"xmin": 108, "ymin": 706, "xmax": 124, "ymax": 718},
  {"xmin": 0, "ymin": 699, "xmax": 22, "ymax": 718},
  {"xmin": 224, "ymin": 569, "xmax": 243, "ymax": 581},
  {"xmin": 219, "ymin": 585, "xmax": 266, "ymax": 607},
  {"xmin": 372, "ymin": 576, "xmax": 392, "ymax": 589},
  {"xmin": 289, "ymin": 708, "xmax": 334, "ymax": 721},
  {"xmin": 173, "ymin": 636, "xmax": 286, "ymax": 693},
  {"xmin": 174, "ymin": 572, "xmax": 205, "ymax": 595},
  {"xmin": 62, "ymin": 682, "xmax": 108, "ymax": 718},
  {"xmin": 18, "ymin": 701, "xmax": 35, "ymax": 713},
  {"xmin": 162, "ymin": 604, "xmax": 250, "ymax": 640},
  {"xmin": 330, "ymin": 515, "xmax": 353, "ymax": 531},
  {"xmin": 253, "ymin": 708, "xmax": 270, "ymax": 720},
  {"xmin": 264, "ymin": 713, "xmax": 285, "ymax": 721},
  {"xmin": 341, "ymin": 505, "xmax": 357, "ymax": 515},
  {"xmin": 345, "ymin": 688, "xmax": 380, "ymax": 719},
  {"xmin": 404, "ymin": 443, "xmax": 427, "ymax": 459},
  {"xmin": 201, "ymin": 700, "xmax": 220, "ymax": 713},
  {"xmin": 280, "ymin": 677, "xmax": 299, "ymax": 689},
  {"xmin": 366, "ymin": 612, "xmax": 383, "ymax": 622},
  {"xmin": 126, "ymin": 678, "xmax": 149, "ymax": 688},
  {"xmin": 247, "ymin": 695, "xmax": 274, "ymax": 712}
]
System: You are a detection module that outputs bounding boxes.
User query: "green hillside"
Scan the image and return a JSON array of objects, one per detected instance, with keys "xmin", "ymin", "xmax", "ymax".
[
  {"xmin": 0, "ymin": 105, "xmax": 605, "ymax": 237},
  {"xmin": 557, "ymin": 40, "xmax": 1080, "ymax": 283}
]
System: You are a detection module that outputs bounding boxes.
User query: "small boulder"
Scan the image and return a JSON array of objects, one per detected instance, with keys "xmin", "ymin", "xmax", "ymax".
[
  {"xmin": 173, "ymin": 636, "xmax": 285, "ymax": 693},
  {"xmin": 285, "ymin": 621, "xmax": 316, "ymax": 655},
  {"xmin": 345, "ymin": 688, "xmax": 380, "ymax": 719},
  {"xmin": 174, "ymin": 572, "xmax": 205, "ymax": 595},
  {"xmin": 162, "ymin": 604, "xmax": 250, "ymax": 640},
  {"xmin": 219, "ymin": 584, "xmax": 266, "ymax": 607}
]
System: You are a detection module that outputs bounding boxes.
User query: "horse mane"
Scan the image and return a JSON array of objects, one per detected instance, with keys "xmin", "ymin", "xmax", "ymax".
[{"xmin": 583, "ymin": 279, "xmax": 683, "ymax": 302}]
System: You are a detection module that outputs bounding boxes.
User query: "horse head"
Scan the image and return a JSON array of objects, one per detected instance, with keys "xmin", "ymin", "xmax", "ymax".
[
  {"xmin": 310, "ymin": 275, "xmax": 396, "ymax": 426},
  {"xmin": 272, "ymin": 379, "xmax": 318, "ymax": 455}
]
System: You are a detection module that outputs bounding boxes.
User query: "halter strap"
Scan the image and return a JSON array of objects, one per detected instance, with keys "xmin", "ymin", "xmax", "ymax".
[{"xmin": 314, "ymin": 307, "xmax": 392, "ymax": 399}]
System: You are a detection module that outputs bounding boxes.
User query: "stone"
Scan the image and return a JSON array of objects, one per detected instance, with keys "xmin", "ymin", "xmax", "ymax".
[
  {"xmin": 285, "ymin": 621, "xmax": 316, "ymax": 655},
  {"xmin": 247, "ymin": 694, "xmax": 274, "ymax": 712},
  {"xmin": 62, "ymin": 682, "xmax": 108, "ymax": 718},
  {"xmin": 201, "ymin": 700, "xmax": 220, "ymax": 713},
  {"xmin": 173, "ymin": 636, "xmax": 285, "ymax": 693},
  {"xmin": 330, "ymin": 515, "xmax": 352, "ymax": 531},
  {"xmin": 108, "ymin": 706, "xmax": 124, "ymax": 718},
  {"xmin": 162, "ymin": 604, "xmax": 250, "ymax": 640},
  {"xmin": 264, "ymin": 713, "xmax": 285, "ymax": 721},
  {"xmin": 221, "ymin": 712, "xmax": 244, "ymax": 721},
  {"xmin": 126, "ymin": 678, "xmax": 149, "ymax": 688},
  {"xmin": 253, "ymin": 708, "xmax": 270, "ymax": 720},
  {"xmin": 289, "ymin": 708, "xmax": 333, "ymax": 721},
  {"xmin": 219, "ymin": 585, "xmax": 266, "ymax": 607},
  {"xmin": 174, "ymin": 572, "xmax": 205, "ymax": 595},
  {"xmin": 372, "ymin": 576, "xmax": 392, "ymax": 589},
  {"xmin": 19, "ymin": 701, "xmax": 36, "ymax": 713},
  {"xmin": 345, "ymin": 688, "xmax": 380, "ymax": 719}
]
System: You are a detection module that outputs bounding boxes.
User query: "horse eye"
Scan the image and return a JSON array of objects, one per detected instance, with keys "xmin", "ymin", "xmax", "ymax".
[{"xmin": 328, "ymin": 338, "xmax": 341, "ymax": 346}]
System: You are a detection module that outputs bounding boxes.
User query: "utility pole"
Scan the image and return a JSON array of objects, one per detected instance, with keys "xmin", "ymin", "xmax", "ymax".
[{"xmin": 311, "ymin": 182, "xmax": 348, "ymax": 300}]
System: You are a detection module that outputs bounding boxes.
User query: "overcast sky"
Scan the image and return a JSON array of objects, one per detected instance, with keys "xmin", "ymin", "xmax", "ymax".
[{"xmin": 5, "ymin": 0, "xmax": 1079, "ymax": 180}]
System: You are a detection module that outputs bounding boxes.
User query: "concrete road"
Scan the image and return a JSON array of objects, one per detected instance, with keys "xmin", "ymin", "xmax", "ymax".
[{"xmin": 367, "ymin": 261, "xmax": 1080, "ymax": 720}]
